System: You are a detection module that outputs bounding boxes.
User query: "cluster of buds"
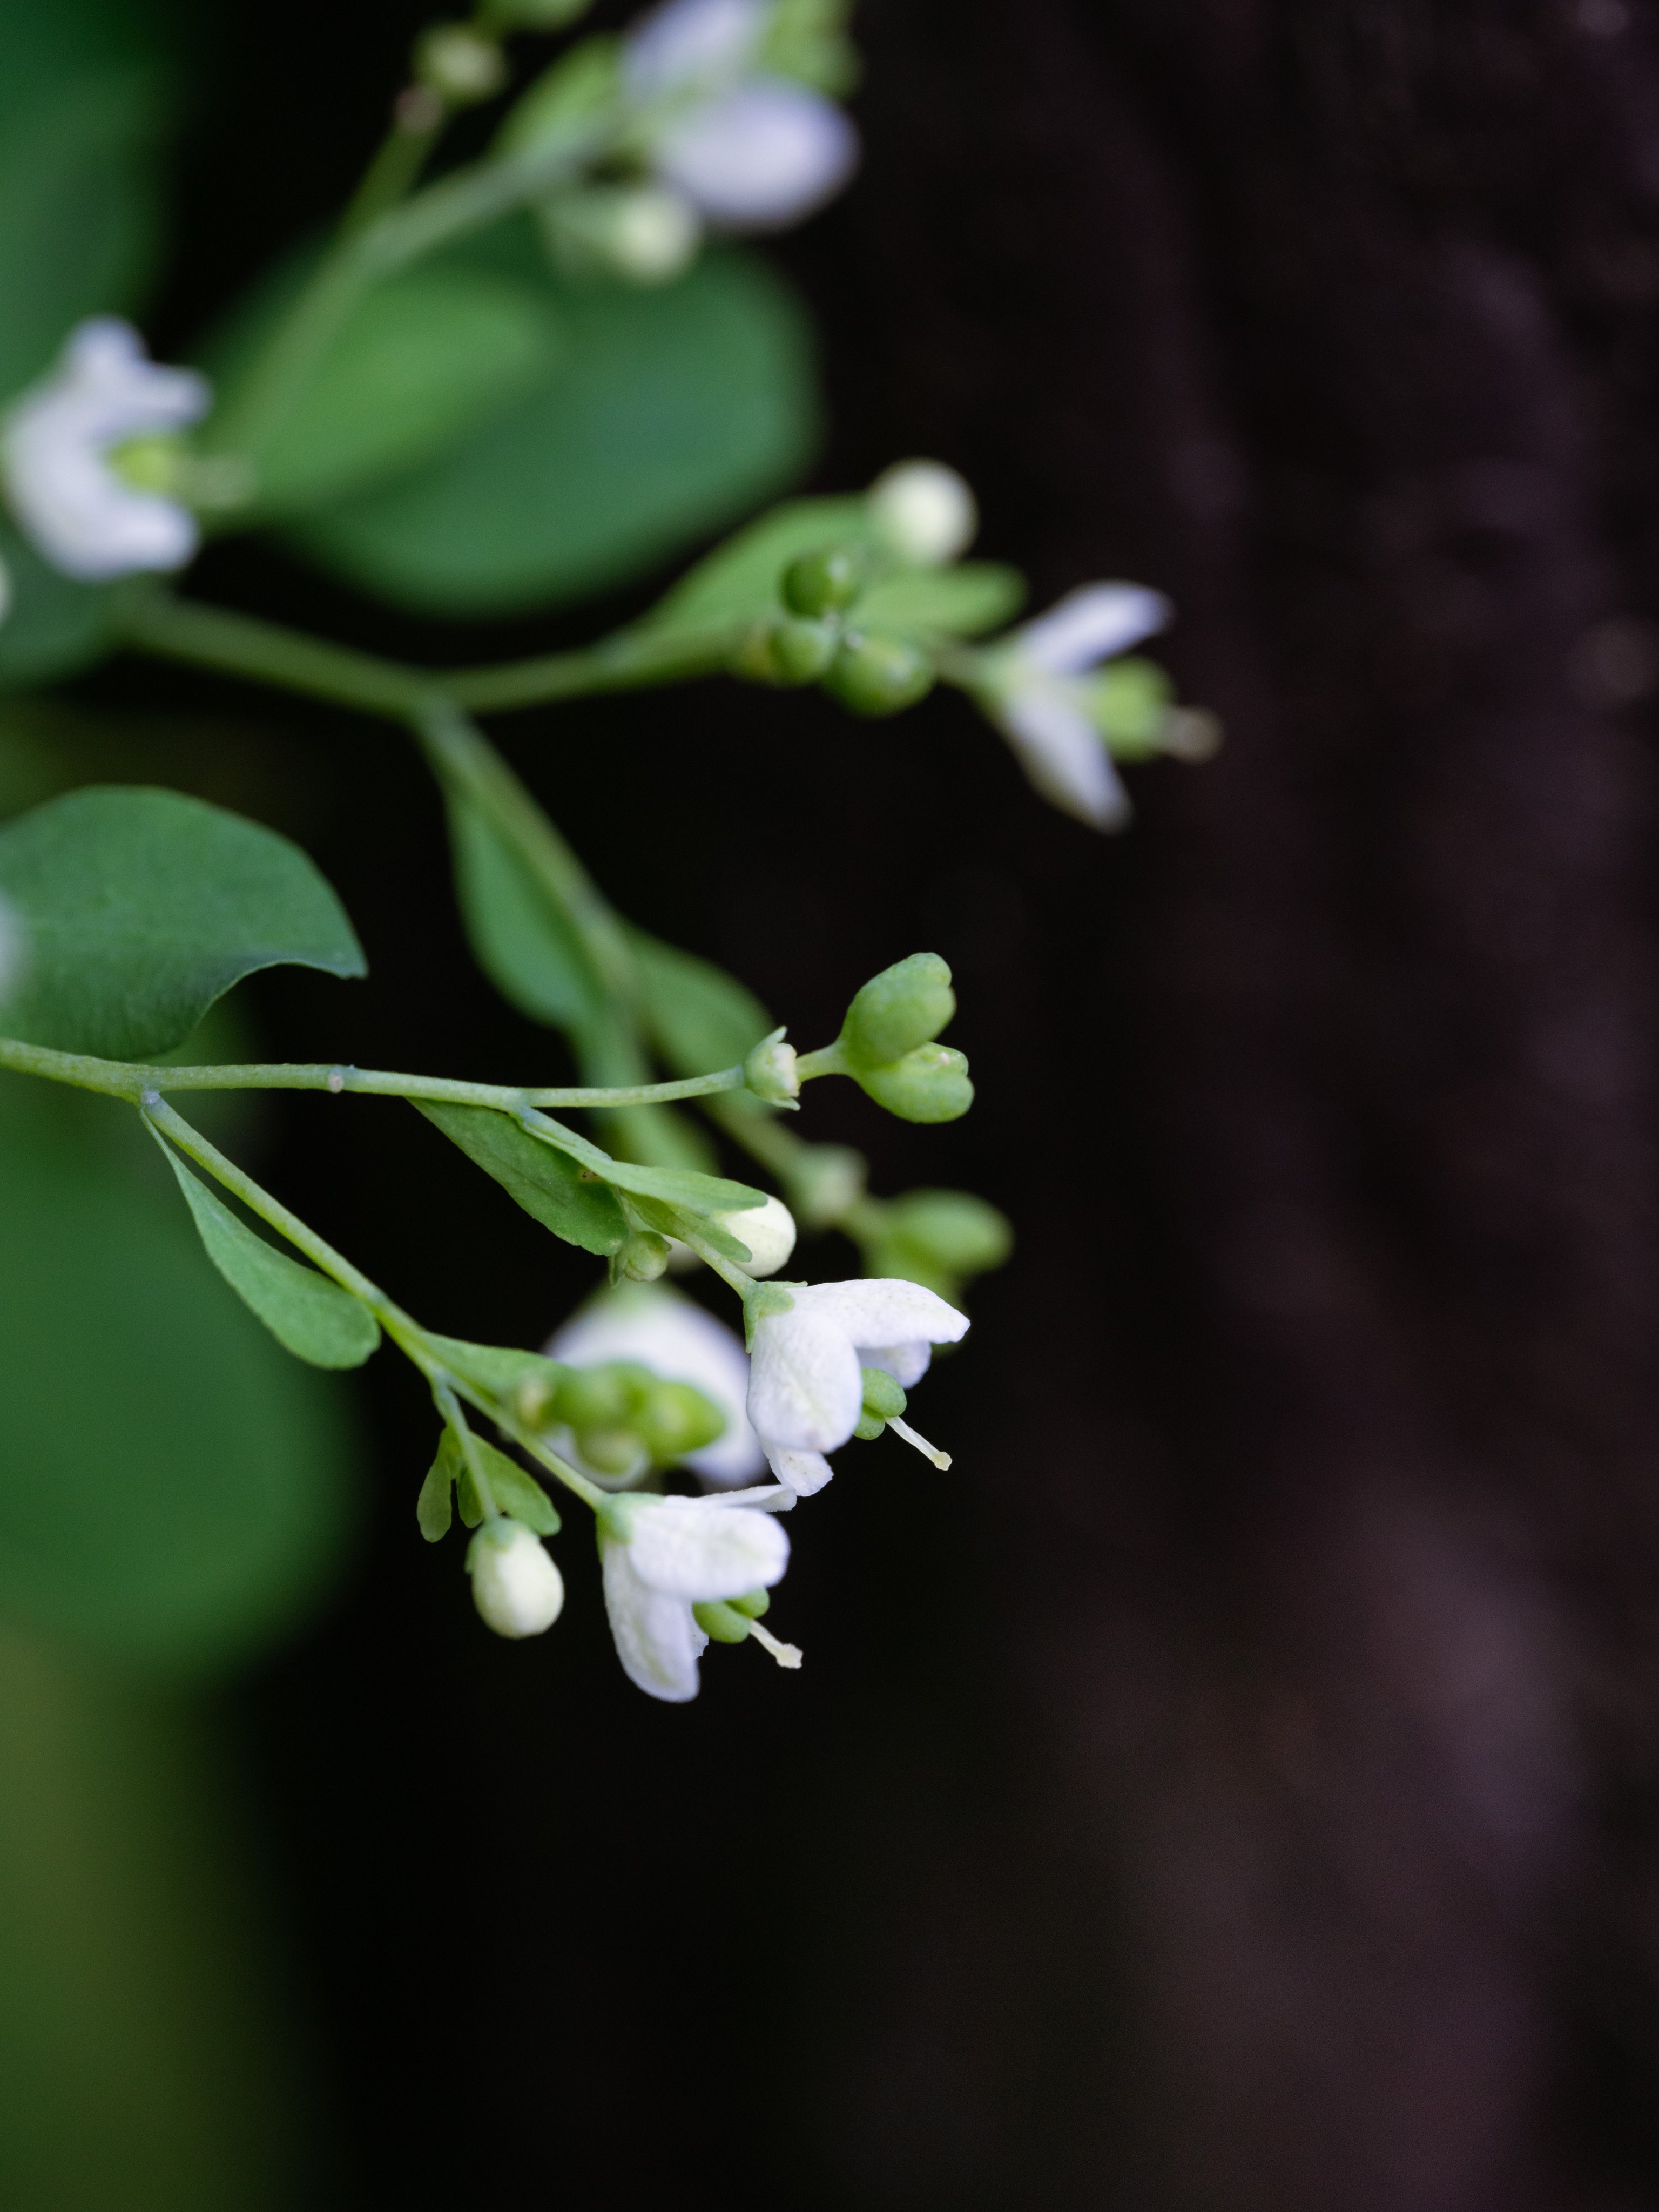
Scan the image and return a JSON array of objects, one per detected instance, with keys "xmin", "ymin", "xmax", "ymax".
[{"xmin": 795, "ymin": 952, "xmax": 973, "ymax": 1124}]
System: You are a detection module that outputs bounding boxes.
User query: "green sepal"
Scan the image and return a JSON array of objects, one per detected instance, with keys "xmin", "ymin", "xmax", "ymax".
[
  {"xmin": 625, "ymin": 1192, "xmax": 752, "ymax": 1266},
  {"xmin": 417, "ymin": 1431, "xmax": 460, "ymax": 1542},
  {"xmin": 1082, "ymin": 657, "xmax": 1176, "ymax": 758},
  {"xmin": 741, "ymin": 1280, "xmax": 796, "ymax": 1351},
  {"xmin": 160, "ymin": 1148, "xmax": 381, "ymax": 1370},
  {"xmin": 692, "ymin": 1599, "xmax": 751, "ymax": 1644},
  {"xmin": 856, "ymin": 563, "xmax": 1025, "ymax": 638},
  {"xmin": 415, "ymin": 1099, "xmax": 628, "ymax": 1256},
  {"xmin": 0, "ymin": 786, "xmax": 366, "ymax": 1060}
]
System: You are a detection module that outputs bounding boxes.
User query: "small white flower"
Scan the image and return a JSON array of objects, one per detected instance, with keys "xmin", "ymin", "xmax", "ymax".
[
  {"xmin": 548, "ymin": 1280, "xmax": 765, "ymax": 1486},
  {"xmin": 624, "ymin": 0, "xmax": 858, "ymax": 232},
  {"xmin": 984, "ymin": 583, "xmax": 1171, "ymax": 830},
  {"xmin": 747, "ymin": 1278, "xmax": 969, "ymax": 1496},
  {"xmin": 3, "ymin": 320, "xmax": 210, "ymax": 582},
  {"xmin": 468, "ymin": 1519, "xmax": 565, "ymax": 1639},
  {"xmin": 869, "ymin": 461, "xmax": 977, "ymax": 567},
  {"xmin": 601, "ymin": 1491, "xmax": 790, "ymax": 1701}
]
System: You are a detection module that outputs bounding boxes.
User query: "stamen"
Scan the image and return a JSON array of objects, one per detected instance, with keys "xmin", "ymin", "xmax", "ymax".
[
  {"xmin": 888, "ymin": 1418, "xmax": 952, "ymax": 1470},
  {"xmin": 748, "ymin": 1620, "xmax": 803, "ymax": 1670}
]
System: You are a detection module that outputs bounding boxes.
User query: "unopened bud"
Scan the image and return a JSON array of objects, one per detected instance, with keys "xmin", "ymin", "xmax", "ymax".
[
  {"xmin": 468, "ymin": 1519, "xmax": 565, "ymax": 1637},
  {"xmin": 415, "ymin": 23, "xmax": 508, "ymax": 104},
  {"xmin": 782, "ymin": 545, "xmax": 864, "ymax": 618},
  {"xmin": 868, "ymin": 460, "xmax": 977, "ymax": 565},
  {"xmin": 879, "ymin": 1190, "xmax": 1012, "ymax": 1278},
  {"xmin": 787, "ymin": 1142, "xmax": 865, "ymax": 1229},
  {"xmin": 842, "ymin": 952, "xmax": 955, "ymax": 1067},
  {"xmin": 635, "ymin": 1380, "xmax": 726, "ymax": 1464},
  {"xmin": 733, "ymin": 616, "xmax": 835, "ymax": 687},
  {"xmin": 854, "ymin": 1043, "xmax": 974, "ymax": 1124},
  {"xmin": 744, "ymin": 1027, "xmax": 800, "ymax": 1104},
  {"xmin": 823, "ymin": 632, "xmax": 934, "ymax": 717},
  {"xmin": 617, "ymin": 1230, "xmax": 671, "ymax": 1282},
  {"xmin": 542, "ymin": 184, "xmax": 700, "ymax": 283},
  {"xmin": 719, "ymin": 1192, "xmax": 797, "ymax": 1278}
]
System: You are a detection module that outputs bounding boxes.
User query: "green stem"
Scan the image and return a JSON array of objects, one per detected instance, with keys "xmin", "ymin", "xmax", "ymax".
[
  {"xmin": 0, "ymin": 1034, "xmax": 744, "ymax": 1110},
  {"xmin": 435, "ymin": 1386, "xmax": 501, "ymax": 1520},
  {"xmin": 341, "ymin": 94, "xmax": 448, "ymax": 238}
]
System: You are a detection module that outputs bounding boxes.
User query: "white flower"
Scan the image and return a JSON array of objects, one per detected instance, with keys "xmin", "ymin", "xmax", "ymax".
[
  {"xmin": 986, "ymin": 583, "xmax": 1171, "ymax": 830},
  {"xmin": 601, "ymin": 1491, "xmax": 791, "ymax": 1701},
  {"xmin": 3, "ymin": 320, "xmax": 210, "ymax": 582},
  {"xmin": 547, "ymin": 1280, "xmax": 766, "ymax": 1486},
  {"xmin": 468, "ymin": 1519, "xmax": 565, "ymax": 1638},
  {"xmin": 869, "ymin": 461, "xmax": 977, "ymax": 567},
  {"xmin": 747, "ymin": 1278, "xmax": 969, "ymax": 1496},
  {"xmin": 624, "ymin": 0, "xmax": 858, "ymax": 232}
]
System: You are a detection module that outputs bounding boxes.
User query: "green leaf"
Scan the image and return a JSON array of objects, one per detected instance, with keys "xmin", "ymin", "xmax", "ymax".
[
  {"xmin": 420, "ymin": 1331, "xmax": 568, "ymax": 1411},
  {"xmin": 159, "ymin": 1150, "xmax": 380, "ymax": 1371},
  {"xmin": 630, "ymin": 929, "xmax": 773, "ymax": 1075},
  {"xmin": 0, "ymin": 524, "xmax": 114, "ymax": 694},
  {"xmin": 0, "ymin": 1078, "xmax": 359, "ymax": 1669},
  {"xmin": 415, "ymin": 1100, "xmax": 628, "ymax": 1256},
  {"xmin": 289, "ymin": 244, "xmax": 819, "ymax": 616},
  {"xmin": 201, "ymin": 258, "xmax": 564, "ymax": 521},
  {"xmin": 639, "ymin": 494, "xmax": 869, "ymax": 638},
  {"xmin": 471, "ymin": 1442, "xmax": 561, "ymax": 1535},
  {"xmin": 0, "ymin": 786, "xmax": 367, "ymax": 1059},
  {"xmin": 857, "ymin": 563, "xmax": 1027, "ymax": 638},
  {"xmin": 446, "ymin": 792, "xmax": 597, "ymax": 1027},
  {"xmin": 591, "ymin": 1156, "xmax": 767, "ymax": 1218},
  {"xmin": 417, "ymin": 1436, "xmax": 455, "ymax": 1542}
]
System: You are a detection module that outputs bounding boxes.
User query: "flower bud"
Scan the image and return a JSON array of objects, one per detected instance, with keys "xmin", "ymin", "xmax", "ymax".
[
  {"xmin": 733, "ymin": 616, "xmax": 835, "ymax": 686},
  {"xmin": 853, "ymin": 1043, "xmax": 974, "ymax": 1124},
  {"xmin": 782, "ymin": 545, "xmax": 864, "ymax": 618},
  {"xmin": 468, "ymin": 1519, "xmax": 564, "ymax": 1638},
  {"xmin": 875, "ymin": 1190, "xmax": 1013, "ymax": 1285},
  {"xmin": 574, "ymin": 1425, "xmax": 647, "ymax": 1477},
  {"xmin": 868, "ymin": 460, "xmax": 977, "ymax": 565},
  {"xmin": 744, "ymin": 1027, "xmax": 800, "ymax": 1104},
  {"xmin": 719, "ymin": 1192, "xmax": 797, "ymax": 1278},
  {"xmin": 541, "ymin": 184, "xmax": 700, "ymax": 284},
  {"xmin": 787, "ymin": 1142, "xmax": 865, "ymax": 1229},
  {"xmin": 635, "ymin": 1380, "xmax": 726, "ymax": 1464},
  {"xmin": 823, "ymin": 632, "xmax": 934, "ymax": 717},
  {"xmin": 617, "ymin": 1230, "xmax": 671, "ymax": 1282},
  {"xmin": 842, "ymin": 952, "xmax": 956, "ymax": 1067},
  {"xmin": 414, "ymin": 24, "xmax": 509, "ymax": 103}
]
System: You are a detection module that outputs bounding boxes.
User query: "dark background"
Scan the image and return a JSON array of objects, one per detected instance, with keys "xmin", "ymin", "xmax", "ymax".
[{"xmin": 103, "ymin": 0, "xmax": 1659, "ymax": 2203}]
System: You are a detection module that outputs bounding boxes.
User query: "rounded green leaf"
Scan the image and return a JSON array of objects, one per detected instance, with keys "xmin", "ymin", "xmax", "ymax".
[
  {"xmin": 289, "ymin": 247, "xmax": 819, "ymax": 616},
  {"xmin": 0, "ymin": 787, "xmax": 366, "ymax": 1060},
  {"xmin": 161, "ymin": 1152, "xmax": 381, "ymax": 1371},
  {"xmin": 0, "ymin": 1090, "xmax": 359, "ymax": 1669}
]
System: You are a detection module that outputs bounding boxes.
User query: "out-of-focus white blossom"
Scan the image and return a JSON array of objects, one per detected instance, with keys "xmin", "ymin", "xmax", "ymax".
[
  {"xmin": 601, "ymin": 1491, "xmax": 790, "ymax": 1700},
  {"xmin": 870, "ymin": 461, "xmax": 977, "ymax": 567},
  {"xmin": 624, "ymin": 0, "xmax": 858, "ymax": 232},
  {"xmin": 984, "ymin": 583, "xmax": 1171, "ymax": 830},
  {"xmin": 3, "ymin": 320, "xmax": 210, "ymax": 582},
  {"xmin": 746, "ymin": 1277, "xmax": 968, "ymax": 1496}
]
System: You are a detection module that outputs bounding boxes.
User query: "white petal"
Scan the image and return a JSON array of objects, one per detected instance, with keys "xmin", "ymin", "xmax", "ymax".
[
  {"xmin": 719, "ymin": 1192, "xmax": 797, "ymax": 1278},
  {"xmin": 793, "ymin": 1278, "xmax": 970, "ymax": 1352},
  {"xmin": 1015, "ymin": 583, "xmax": 1170, "ymax": 674},
  {"xmin": 547, "ymin": 1280, "xmax": 764, "ymax": 1485},
  {"xmin": 623, "ymin": 1494, "xmax": 789, "ymax": 1599},
  {"xmin": 746, "ymin": 1298, "xmax": 865, "ymax": 1452},
  {"xmin": 4, "ymin": 318, "xmax": 209, "ymax": 582},
  {"xmin": 763, "ymin": 1442, "xmax": 835, "ymax": 1496},
  {"xmin": 999, "ymin": 685, "xmax": 1131, "ymax": 830},
  {"xmin": 624, "ymin": 0, "xmax": 764, "ymax": 99},
  {"xmin": 602, "ymin": 1540, "xmax": 707, "ymax": 1701},
  {"xmin": 858, "ymin": 1341, "xmax": 933, "ymax": 1389},
  {"xmin": 655, "ymin": 81, "xmax": 858, "ymax": 229}
]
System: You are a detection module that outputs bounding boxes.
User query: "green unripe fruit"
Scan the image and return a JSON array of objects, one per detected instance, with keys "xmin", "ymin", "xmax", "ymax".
[
  {"xmin": 781, "ymin": 545, "xmax": 864, "ymax": 617},
  {"xmin": 692, "ymin": 1599, "xmax": 752, "ymax": 1644},
  {"xmin": 727, "ymin": 1588, "xmax": 771, "ymax": 1620},
  {"xmin": 860, "ymin": 1366, "xmax": 907, "ymax": 1421},
  {"xmin": 843, "ymin": 952, "xmax": 956, "ymax": 1067},
  {"xmin": 823, "ymin": 632, "xmax": 934, "ymax": 717},
  {"xmin": 855, "ymin": 1044, "xmax": 974, "ymax": 1124},
  {"xmin": 853, "ymin": 1410, "xmax": 887, "ymax": 1440},
  {"xmin": 414, "ymin": 23, "xmax": 508, "ymax": 103},
  {"xmin": 636, "ymin": 1380, "xmax": 726, "ymax": 1464},
  {"xmin": 556, "ymin": 1361, "xmax": 645, "ymax": 1431},
  {"xmin": 882, "ymin": 1191, "xmax": 1013, "ymax": 1276},
  {"xmin": 732, "ymin": 617, "xmax": 836, "ymax": 687}
]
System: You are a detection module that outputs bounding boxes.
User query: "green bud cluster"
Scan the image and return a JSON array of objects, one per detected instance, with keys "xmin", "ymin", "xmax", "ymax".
[
  {"xmin": 833, "ymin": 953, "xmax": 973, "ymax": 1123},
  {"xmin": 859, "ymin": 1188, "xmax": 1014, "ymax": 1304},
  {"xmin": 734, "ymin": 541, "xmax": 938, "ymax": 716},
  {"xmin": 532, "ymin": 1360, "xmax": 725, "ymax": 1476}
]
